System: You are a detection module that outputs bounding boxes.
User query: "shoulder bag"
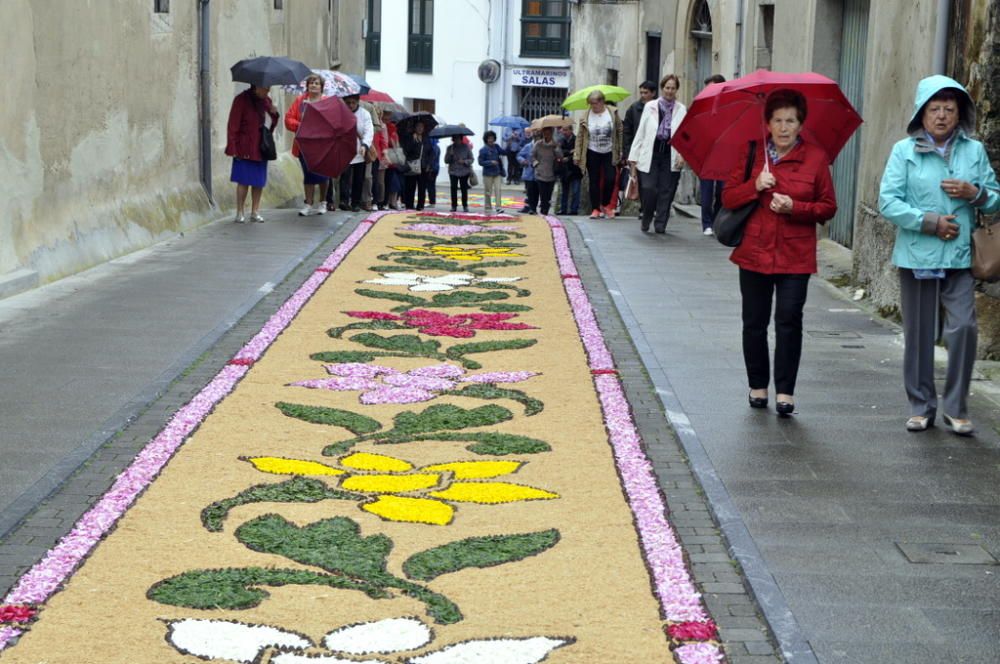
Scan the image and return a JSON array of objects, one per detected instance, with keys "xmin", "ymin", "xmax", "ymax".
[
  {"xmin": 713, "ymin": 140, "xmax": 757, "ymax": 247},
  {"xmin": 971, "ymin": 214, "xmax": 1000, "ymax": 281},
  {"xmin": 259, "ymin": 124, "xmax": 277, "ymax": 161}
]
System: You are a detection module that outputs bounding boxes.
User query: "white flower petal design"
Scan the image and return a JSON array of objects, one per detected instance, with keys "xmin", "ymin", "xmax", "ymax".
[
  {"xmin": 410, "ymin": 283, "xmax": 456, "ymax": 292},
  {"xmin": 366, "ymin": 276, "xmax": 421, "ymax": 287},
  {"xmin": 272, "ymin": 653, "xmax": 389, "ymax": 664},
  {"xmin": 323, "ymin": 617, "xmax": 432, "ymax": 654},
  {"xmin": 476, "ymin": 276, "xmax": 522, "ymax": 283},
  {"xmin": 407, "ymin": 637, "xmax": 572, "ymax": 664},
  {"xmin": 166, "ymin": 619, "xmax": 312, "ymax": 664}
]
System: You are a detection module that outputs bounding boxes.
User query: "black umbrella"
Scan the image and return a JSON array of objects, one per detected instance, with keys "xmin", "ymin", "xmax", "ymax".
[
  {"xmin": 395, "ymin": 111, "xmax": 439, "ymax": 134},
  {"xmin": 430, "ymin": 124, "xmax": 475, "ymax": 138},
  {"xmin": 230, "ymin": 56, "xmax": 312, "ymax": 88}
]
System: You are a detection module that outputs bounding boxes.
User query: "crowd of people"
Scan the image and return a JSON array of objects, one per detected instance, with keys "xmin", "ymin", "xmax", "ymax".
[{"xmin": 224, "ymin": 72, "xmax": 1000, "ymax": 432}]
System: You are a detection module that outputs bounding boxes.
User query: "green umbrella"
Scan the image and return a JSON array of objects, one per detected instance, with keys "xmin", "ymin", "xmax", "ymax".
[{"xmin": 562, "ymin": 84, "xmax": 632, "ymax": 111}]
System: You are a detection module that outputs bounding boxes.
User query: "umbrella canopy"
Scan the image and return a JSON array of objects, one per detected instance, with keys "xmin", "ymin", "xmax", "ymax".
[
  {"xmin": 296, "ymin": 96, "xmax": 358, "ymax": 178},
  {"xmin": 671, "ymin": 69, "xmax": 863, "ymax": 180},
  {"xmin": 347, "ymin": 74, "xmax": 372, "ymax": 95},
  {"xmin": 534, "ymin": 114, "xmax": 574, "ymax": 129},
  {"xmin": 231, "ymin": 56, "xmax": 312, "ymax": 88},
  {"xmin": 429, "ymin": 124, "xmax": 475, "ymax": 138},
  {"xmin": 281, "ymin": 69, "xmax": 363, "ymax": 97},
  {"xmin": 489, "ymin": 115, "xmax": 530, "ymax": 129},
  {"xmin": 376, "ymin": 101, "xmax": 408, "ymax": 117},
  {"xmin": 362, "ymin": 89, "xmax": 395, "ymax": 103},
  {"xmin": 395, "ymin": 111, "xmax": 439, "ymax": 135},
  {"xmin": 562, "ymin": 85, "xmax": 631, "ymax": 111}
]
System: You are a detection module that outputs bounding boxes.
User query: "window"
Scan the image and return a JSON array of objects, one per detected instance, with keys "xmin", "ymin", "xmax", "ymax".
[
  {"xmin": 606, "ymin": 69, "xmax": 618, "ymax": 86},
  {"xmin": 366, "ymin": 0, "xmax": 382, "ymax": 70},
  {"xmin": 154, "ymin": 0, "xmax": 169, "ymax": 12},
  {"xmin": 407, "ymin": 0, "xmax": 433, "ymax": 73},
  {"xmin": 274, "ymin": 0, "xmax": 283, "ymax": 9},
  {"xmin": 756, "ymin": 4, "xmax": 774, "ymax": 70},
  {"xmin": 520, "ymin": 0, "xmax": 570, "ymax": 58}
]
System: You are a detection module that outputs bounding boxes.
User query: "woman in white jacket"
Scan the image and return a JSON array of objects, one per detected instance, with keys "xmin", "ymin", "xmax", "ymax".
[{"xmin": 627, "ymin": 74, "xmax": 687, "ymax": 233}]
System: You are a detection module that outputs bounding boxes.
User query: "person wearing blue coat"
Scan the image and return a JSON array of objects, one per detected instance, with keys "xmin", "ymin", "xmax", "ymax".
[
  {"xmin": 517, "ymin": 134, "xmax": 538, "ymax": 213},
  {"xmin": 879, "ymin": 74, "xmax": 1000, "ymax": 435}
]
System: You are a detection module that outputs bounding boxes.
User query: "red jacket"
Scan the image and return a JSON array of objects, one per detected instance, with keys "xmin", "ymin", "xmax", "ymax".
[
  {"xmin": 722, "ymin": 140, "xmax": 837, "ymax": 274},
  {"xmin": 226, "ymin": 89, "xmax": 280, "ymax": 161}
]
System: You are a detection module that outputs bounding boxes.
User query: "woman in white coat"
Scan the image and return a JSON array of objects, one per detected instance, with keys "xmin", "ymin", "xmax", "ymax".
[{"xmin": 627, "ymin": 74, "xmax": 687, "ymax": 233}]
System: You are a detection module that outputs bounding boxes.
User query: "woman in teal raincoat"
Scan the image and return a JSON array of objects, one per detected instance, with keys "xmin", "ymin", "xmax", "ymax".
[{"xmin": 879, "ymin": 75, "xmax": 1000, "ymax": 434}]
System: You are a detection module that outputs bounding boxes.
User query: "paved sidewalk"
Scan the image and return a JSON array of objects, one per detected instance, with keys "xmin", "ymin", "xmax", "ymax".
[
  {"xmin": 0, "ymin": 208, "xmax": 362, "ymax": 538},
  {"xmin": 570, "ymin": 207, "xmax": 1000, "ymax": 663}
]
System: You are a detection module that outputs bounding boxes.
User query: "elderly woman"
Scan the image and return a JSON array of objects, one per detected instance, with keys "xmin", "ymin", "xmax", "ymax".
[
  {"xmin": 879, "ymin": 75, "xmax": 1000, "ymax": 434},
  {"xmin": 627, "ymin": 74, "xmax": 687, "ymax": 233},
  {"xmin": 720, "ymin": 89, "xmax": 837, "ymax": 416},
  {"xmin": 225, "ymin": 85, "xmax": 280, "ymax": 223},
  {"xmin": 574, "ymin": 90, "xmax": 623, "ymax": 219},
  {"xmin": 284, "ymin": 74, "xmax": 328, "ymax": 216}
]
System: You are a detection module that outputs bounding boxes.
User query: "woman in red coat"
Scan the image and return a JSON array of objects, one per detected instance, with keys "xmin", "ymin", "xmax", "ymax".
[
  {"xmin": 284, "ymin": 74, "xmax": 329, "ymax": 216},
  {"xmin": 720, "ymin": 89, "xmax": 837, "ymax": 416},
  {"xmin": 225, "ymin": 86, "xmax": 280, "ymax": 223}
]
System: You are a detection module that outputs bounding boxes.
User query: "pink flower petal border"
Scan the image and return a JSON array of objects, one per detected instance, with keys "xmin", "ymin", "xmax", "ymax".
[
  {"xmin": 0, "ymin": 210, "xmax": 393, "ymax": 652},
  {"xmin": 545, "ymin": 216, "xmax": 724, "ymax": 663}
]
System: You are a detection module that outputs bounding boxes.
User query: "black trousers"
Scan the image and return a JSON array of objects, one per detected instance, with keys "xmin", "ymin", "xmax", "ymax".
[
  {"xmin": 523, "ymin": 180, "xmax": 539, "ymax": 212},
  {"xmin": 537, "ymin": 179, "xmax": 556, "ymax": 214},
  {"xmin": 403, "ymin": 173, "xmax": 429, "ymax": 209},
  {"xmin": 638, "ymin": 153, "xmax": 680, "ymax": 231},
  {"xmin": 339, "ymin": 162, "xmax": 366, "ymax": 207},
  {"xmin": 739, "ymin": 268, "xmax": 810, "ymax": 395},
  {"xmin": 450, "ymin": 174, "xmax": 470, "ymax": 209},
  {"xmin": 586, "ymin": 150, "xmax": 615, "ymax": 211}
]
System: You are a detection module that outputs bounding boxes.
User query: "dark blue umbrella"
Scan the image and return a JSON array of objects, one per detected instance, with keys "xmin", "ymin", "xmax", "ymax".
[
  {"xmin": 230, "ymin": 56, "xmax": 312, "ymax": 88},
  {"xmin": 489, "ymin": 115, "xmax": 530, "ymax": 129},
  {"xmin": 347, "ymin": 74, "xmax": 372, "ymax": 95}
]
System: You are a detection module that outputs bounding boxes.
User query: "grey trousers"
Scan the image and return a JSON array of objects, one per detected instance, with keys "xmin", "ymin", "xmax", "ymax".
[{"xmin": 899, "ymin": 268, "xmax": 978, "ymax": 419}]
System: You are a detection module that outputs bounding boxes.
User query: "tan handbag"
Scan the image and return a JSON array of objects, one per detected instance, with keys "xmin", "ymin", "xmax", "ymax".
[{"xmin": 971, "ymin": 217, "xmax": 1000, "ymax": 281}]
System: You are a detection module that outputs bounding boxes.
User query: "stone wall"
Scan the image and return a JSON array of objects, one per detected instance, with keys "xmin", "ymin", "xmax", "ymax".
[{"xmin": 0, "ymin": 0, "xmax": 362, "ymax": 297}]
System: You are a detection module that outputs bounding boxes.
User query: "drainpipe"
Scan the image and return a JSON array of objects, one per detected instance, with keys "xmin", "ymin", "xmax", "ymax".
[
  {"xmin": 932, "ymin": 0, "xmax": 950, "ymax": 74},
  {"xmin": 735, "ymin": 0, "xmax": 744, "ymax": 78},
  {"xmin": 198, "ymin": 0, "xmax": 214, "ymax": 205}
]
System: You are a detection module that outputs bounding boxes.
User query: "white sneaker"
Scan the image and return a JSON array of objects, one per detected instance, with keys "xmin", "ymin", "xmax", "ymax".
[
  {"xmin": 299, "ymin": 205, "xmax": 313, "ymax": 216},
  {"xmin": 251, "ymin": 213, "xmax": 265, "ymax": 223},
  {"xmin": 234, "ymin": 213, "xmax": 246, "ymax": 224},
  {"xmin": 313, "ymin": 202, "xmax": 326, "ymax": 215},
  {"xmin": 703, "ymin": 228, "xmax": 714, "ymax": 236}
]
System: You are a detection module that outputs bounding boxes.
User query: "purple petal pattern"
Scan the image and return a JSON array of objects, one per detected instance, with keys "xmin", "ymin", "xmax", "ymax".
[
  {"xmin": 406, "ymin": 223, "xmax": 518, "ymax": 237},
  {"xmin": 675, "ymin": 642, "xmax": 726, "ymax": 663},
  {"xmin": 545, "ymin": 215, "xmax": 721, "ymax": 657},
  {"xmin": 0, "ymin": 211, "xmax": 388, "ymax": 653}
]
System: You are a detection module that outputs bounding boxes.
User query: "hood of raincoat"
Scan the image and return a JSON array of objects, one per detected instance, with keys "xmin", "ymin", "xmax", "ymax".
[{"xmin": 906, "ymin": 75, "xmax": 976, "ymax": 135}]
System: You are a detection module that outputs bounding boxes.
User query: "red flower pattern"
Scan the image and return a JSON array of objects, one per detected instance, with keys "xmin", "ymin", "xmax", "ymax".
[
  {"xmin": 0, "ymin": 605, "xmax": 37, "ymax": 623},
  {"xmin": 345, "ymin": 309, "xmax": 536, "ymax": 338},
  {"xmin": 665, "ymin": 620, "xmax": 718, "ymax": 641}
]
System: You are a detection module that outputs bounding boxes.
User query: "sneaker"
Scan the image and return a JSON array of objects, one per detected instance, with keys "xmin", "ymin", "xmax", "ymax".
[
  {"xmin": 250, "ymin": 213, "xmax": 264, "ymax": 223},
  {"xmin": 234, "ymin": 213, "xmax": 246, "ymax": 224},
  {"xmin": 703, "ymin": 227, "xmax": 714, "ymax": 236},
  {"xmin": 942, "ymin": 413, "xmax": 974, "ymax": 435},
  {"xmin": 299, "ymin": 204, "xmax": 313, "ymax": 216},
  {"xmin": 313, "ymin": 202, "xmax": 327, "ymax": 215},
  {"xmin": 496, "ymin": 208, "xmax": 503, "ymax": 214},
  {"xmin": 589, "ymin": 209, "xmax": 601, "ymax": 219}
]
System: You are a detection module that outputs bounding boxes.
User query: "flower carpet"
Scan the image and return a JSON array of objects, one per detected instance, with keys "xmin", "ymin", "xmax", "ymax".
[{"xmin": 0, "ymin": 212, "xmax": 723, "ymax": 663}]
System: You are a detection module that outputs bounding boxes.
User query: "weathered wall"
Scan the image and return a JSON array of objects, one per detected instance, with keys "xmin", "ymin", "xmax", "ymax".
[
  {"xmin": 851, "ymin": 2, "xmax": 939, "ymax": 315},
  {"xmin": 569, "ymin": 0, "xmax": 641, "ymax": 95},
  {"xmin": 0, "ymin": 0, "xmax": 361, "ymax": 297}
]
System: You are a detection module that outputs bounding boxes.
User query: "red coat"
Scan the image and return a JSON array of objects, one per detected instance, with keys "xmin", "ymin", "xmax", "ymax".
[
  {"xmin": 226, "ymin": 89, "xmax": 280, "ymax": 161},
  {"xmin": 722, "ymin": 140, "xmax": 837, "ymax": 274}
]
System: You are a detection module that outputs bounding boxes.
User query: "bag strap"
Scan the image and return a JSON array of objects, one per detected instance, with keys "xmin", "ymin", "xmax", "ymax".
[{"xmin": 743, "ymin": 140, "xmax": 757, "ymax": 182}]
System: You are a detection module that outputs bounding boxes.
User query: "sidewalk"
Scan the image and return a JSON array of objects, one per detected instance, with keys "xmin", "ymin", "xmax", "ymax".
[{"xmin": 570, "ymin": 205, "xmax": 1000, "ymax": 663}]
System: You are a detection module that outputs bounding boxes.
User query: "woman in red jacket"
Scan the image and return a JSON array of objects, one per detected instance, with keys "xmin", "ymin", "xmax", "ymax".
[
  {"xmin": 721, "ymin": 89, "xmax": 837, "ymax": 416},
  {"xmin": 225, "ymin": 86, "xmax": 280, "ymax": 223},
  {"xmin": 284, "ymin": 74, "xmax": 329, "ymax": 216}
]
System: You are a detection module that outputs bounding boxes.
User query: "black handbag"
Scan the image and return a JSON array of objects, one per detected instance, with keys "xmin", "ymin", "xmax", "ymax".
[
  {"xmin": 259, "ymin": 124, "xmax": 277, "ymax": 161},
  {"xmin": 713, "ymin": 140, "xmax": 757, "ymax": 247}
]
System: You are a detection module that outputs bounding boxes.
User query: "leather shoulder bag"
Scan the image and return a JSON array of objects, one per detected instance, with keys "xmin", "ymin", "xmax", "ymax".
[{"xmin": 713, "ymin": 140, "xmax": 758, "ymax": 247}]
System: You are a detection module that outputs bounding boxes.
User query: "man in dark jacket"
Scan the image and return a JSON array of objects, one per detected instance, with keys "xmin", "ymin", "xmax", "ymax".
[
  {"xmin": 622, "ymin": 81, "xmax": 657, "ymax": 216},
  {"xmin": 555, "ymin": 125, "xmax": 583, "ymax": 215}
]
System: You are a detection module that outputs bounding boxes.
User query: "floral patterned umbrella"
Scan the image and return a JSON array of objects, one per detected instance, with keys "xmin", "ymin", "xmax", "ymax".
[{"xmin": 282, "ymin": 69, "xmax": 362, "ymax": 97}]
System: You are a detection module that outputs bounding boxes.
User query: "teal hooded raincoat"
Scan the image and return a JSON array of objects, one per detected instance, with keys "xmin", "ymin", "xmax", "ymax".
[{"xmin": 879, "ymin": 75, "xmax": 1000, "ymax": 269}]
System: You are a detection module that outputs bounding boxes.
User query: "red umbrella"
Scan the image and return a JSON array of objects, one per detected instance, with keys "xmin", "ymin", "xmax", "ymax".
[
  {"xmin": 671, "ymin": 69, "xmax": 863, "ymax": 180},
  {"xmin": 296, "ymin": 96, "xmax": 358, "ymax": 179},
  {"xmin": 361, "ymin": 89, "xmax": 395, "ymax": 103}
]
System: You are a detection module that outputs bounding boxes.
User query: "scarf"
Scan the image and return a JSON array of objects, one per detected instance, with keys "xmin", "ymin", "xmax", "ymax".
[
  {"xmin": 656, "ymin": 98, "xmax": 674, "ymax": 141},
  {"xmin": 766, "ymin": 137, "xmax": 801, "ymax": 164}
]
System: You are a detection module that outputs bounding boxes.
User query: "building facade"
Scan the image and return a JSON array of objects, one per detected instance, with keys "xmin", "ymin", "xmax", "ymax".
[{"xmin": 0, "ymin": 0, "xmax": 362, "ymax": 297}]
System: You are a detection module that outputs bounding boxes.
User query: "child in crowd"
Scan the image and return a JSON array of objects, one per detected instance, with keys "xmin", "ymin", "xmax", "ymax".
[{"xmin": 478, "ymin": 131, "xmax": 507, "ymax": 213}]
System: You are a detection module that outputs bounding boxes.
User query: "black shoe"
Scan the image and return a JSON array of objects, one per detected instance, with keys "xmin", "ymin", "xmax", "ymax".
[
  {"xmin": 654, "ymin": 226, "xmax": 666, "ymax": 234},
  {"xmin": 776, "ymin": 401, "xmax": 795, "ymax": 416},
  {"xmin": 641, "ymin": 221, "xmax": 650, "ymax": 232},
  {"xmin": 351, "ymin": 205, "xmax": 361, "ymax": 212},
  {"xmin": 748, "ymin": 393, "xmax": 768, "ymax": 409},
  {"xmin": 339, "ymin": 203, "xmax": 350, "ymax": 211}
]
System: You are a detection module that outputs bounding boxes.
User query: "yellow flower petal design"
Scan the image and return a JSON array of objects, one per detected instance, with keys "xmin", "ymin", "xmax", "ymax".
[
  {"xmin": 341, "ymin": 473, "xmax": 440, "ymax": 493},
  {"xmin": 422, "ymin": 460, "xmax": 522, "ymax": 479},
  {"xmin": 362, "ymin": 495, "xmax": 454, "ymax": 525},
  {"xmin": 339, "ymin": 452, "xmax": 414, "ymax": 473},
  {"xmin": 429, "ymin": 482, "xmax": 558, "ymax": 504},
  {"xmin": 450, "ymin": 254, "xmax": 483, "ymax": 261},
  {"xmin": 245, "ymin": 457, "xmax": 345, "ymax": 476},
  {"xmin": 390, "ymin": 245, "xmax": 428, "ymax": 252}
]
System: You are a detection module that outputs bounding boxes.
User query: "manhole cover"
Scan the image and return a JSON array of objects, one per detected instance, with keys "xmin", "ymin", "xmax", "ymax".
[
  {"xmin": 896, "ymin": 542, "xmax": 998, "ymax": 565},
  {"xmin": 806, "ymin": 330, "xmax": 862, "ymax": 339}
]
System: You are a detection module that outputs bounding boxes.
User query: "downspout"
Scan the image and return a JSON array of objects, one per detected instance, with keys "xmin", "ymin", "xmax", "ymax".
[
  {"xmin": 735, "ymin": 0, "xmax": 744, "ymax": 78},
  {"xmin": 198, "ymin": 0, "xmax": 214, "ymax": 205},
  {"xmin": 932, "ymin": 0, "xmax": 950, "ymax": 74}
]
